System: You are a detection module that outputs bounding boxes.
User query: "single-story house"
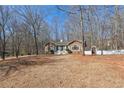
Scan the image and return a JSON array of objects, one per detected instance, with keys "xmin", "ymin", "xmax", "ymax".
[{"xmin": 44, "ymin": 40, "xmax": 83, "ymax": 54}]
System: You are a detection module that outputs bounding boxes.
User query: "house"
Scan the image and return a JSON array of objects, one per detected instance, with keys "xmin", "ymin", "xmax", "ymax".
[
  {"xmin": 44, "ymin": 40, "xmax": 83, "ymax": 54},
  {"xmin": 68, "ymin": 40, "xmax": 82, "ymax": 53}
]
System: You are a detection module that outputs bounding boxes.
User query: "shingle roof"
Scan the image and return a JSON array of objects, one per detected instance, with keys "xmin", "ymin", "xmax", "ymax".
[
  {"xmin": 55, "ymin": 41, "xmax": 68, "ymax": 46},
  {"xmin": 45, "ymin": 40, "xmax": 82, "ymax": 46}
]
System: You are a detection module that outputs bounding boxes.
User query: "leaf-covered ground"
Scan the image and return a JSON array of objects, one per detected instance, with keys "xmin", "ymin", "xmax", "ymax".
[{"xmin": 0, "ymin": 54, "xmax": 124, "ymax": 88}]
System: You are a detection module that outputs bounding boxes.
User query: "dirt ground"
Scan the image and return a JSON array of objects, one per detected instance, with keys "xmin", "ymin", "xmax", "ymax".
[{"xmin": 0, "ymin": 54, "xmax": 124, "ymax": 88}]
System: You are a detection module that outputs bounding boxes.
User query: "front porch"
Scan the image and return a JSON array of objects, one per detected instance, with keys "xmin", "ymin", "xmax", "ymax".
[{"xmin": 55, "ymin": 45, "xmax": 68, "ymax": 55}]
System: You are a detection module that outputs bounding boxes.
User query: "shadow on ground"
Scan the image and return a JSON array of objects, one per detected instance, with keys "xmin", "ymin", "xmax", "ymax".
[{"xmin": 0, "ymin": 55, "xmax": 64, "ymax": 80}]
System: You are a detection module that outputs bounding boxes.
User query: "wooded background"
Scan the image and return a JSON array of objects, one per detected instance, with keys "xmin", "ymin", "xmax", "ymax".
[{"xmin": 0, "ymin": 6, "xmax": 124, "ymax": 59}]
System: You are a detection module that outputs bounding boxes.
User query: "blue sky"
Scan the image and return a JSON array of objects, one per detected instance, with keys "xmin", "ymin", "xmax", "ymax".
[
  {"xmin": 15, "ymin": 5, "xmax": 121, "ymax": 26},
  {"xmin": 41, "ymin": 5, "xmax": 68, "ymax": 25}
]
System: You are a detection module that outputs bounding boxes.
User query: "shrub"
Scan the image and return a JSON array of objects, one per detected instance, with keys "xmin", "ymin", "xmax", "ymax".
[
  {"xmin": 50, "ymin": 50, "xmax": 54, "ymax": 54},
  {"xmin": 66, "ymin": 49, "xmax": 72, "ymax": 54}
]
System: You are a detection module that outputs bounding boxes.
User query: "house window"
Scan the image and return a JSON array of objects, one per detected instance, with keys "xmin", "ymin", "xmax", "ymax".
[{"xmin": 72, "ymin": 45, "xmax": 79, "ymax": 50}]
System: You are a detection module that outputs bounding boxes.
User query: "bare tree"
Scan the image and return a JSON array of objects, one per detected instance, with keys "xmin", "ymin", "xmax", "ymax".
[
  {"xmin": 52, "ymin": 16, "xmax": 60, "ymax": 41},
  {"xmin": 0, "ymin": 6, "xmax": 11, "ymax": 60},
  {"xmin": 57, "ymin": 5, "xmax": 86, "ymax": 55},
  {"xmin": 16, "ymin": 6, "xmax": 45, "ymax": 55}
]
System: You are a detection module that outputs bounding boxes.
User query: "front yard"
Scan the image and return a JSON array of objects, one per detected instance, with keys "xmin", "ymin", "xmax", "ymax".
[{"xmin": 0, "ymin": 54, "xmax": 124, "ymax": 87}]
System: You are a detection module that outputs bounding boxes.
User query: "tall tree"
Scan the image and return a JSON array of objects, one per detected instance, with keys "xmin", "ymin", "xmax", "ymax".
[
  {"xmin": 0, "ymin": 6, "xmax": 11, "ymax": 60},
  {"xmin": 16, "ymin": 6, "xmax": 45, "ymax": 55},
  {"xmin": 57, "ymin": 5, "xmax": 86, "ymax": 55}
]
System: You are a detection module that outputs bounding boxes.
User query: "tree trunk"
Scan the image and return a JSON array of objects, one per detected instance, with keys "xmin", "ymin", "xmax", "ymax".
[
  {"xmin": 33, "ymin": 28, "xmax": 39, "ymax": 55},
  {"xmin": 2, "ymin": 27, "xmax": 6, "ymax": 60},
  {"xmin": 80, "ymin": 6, "xmax": 85, "ymax": 56}
]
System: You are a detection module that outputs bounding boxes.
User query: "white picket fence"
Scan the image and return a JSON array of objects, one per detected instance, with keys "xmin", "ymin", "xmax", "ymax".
[{"xmin": 85, "ymin": 50, "xmax": 124, "ymax": 55}]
